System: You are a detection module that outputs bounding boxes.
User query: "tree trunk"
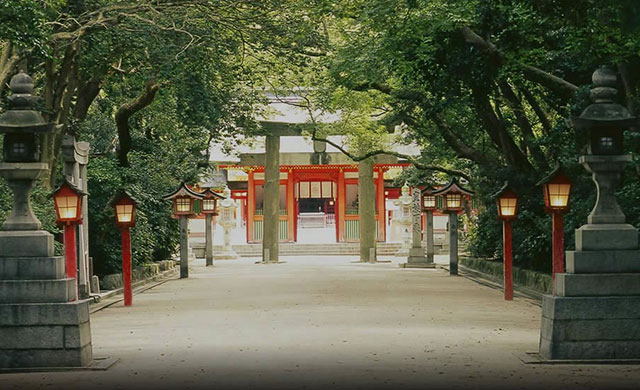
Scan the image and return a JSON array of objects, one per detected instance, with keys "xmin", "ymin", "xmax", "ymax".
[
  {"xmin": 0, "ymin": 41, "xmax": 20, "ymax": 99},
  {"xmin": 73, "ymin": 76, "xmax": 102, "ymax": 121},
  {"xmin": 498, "ymin": 80, "xmax": 547, "ymax": 169},
  {"xmin": 114, "ymin": 80, "xmax": 160, "ymax": 167},
  {"xmin": 358, "ymin": 158, "xmax": 376, "ymax": 262},
  {"xmin": 471, "ymin": 87, "xmax": 534, "ymax": 172},
  {"xmin": 519, "ymin": 85, "xmax": 552, "ymax": 136}
]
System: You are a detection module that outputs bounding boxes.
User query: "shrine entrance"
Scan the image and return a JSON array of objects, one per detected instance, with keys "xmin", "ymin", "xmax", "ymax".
[
  {"xmin": 295, "ymin": 180, "xmax": 336, "ymax": 243},
  {"xmin": 222, "ymin": 163, "xmax": 409, "ymax": 244}
]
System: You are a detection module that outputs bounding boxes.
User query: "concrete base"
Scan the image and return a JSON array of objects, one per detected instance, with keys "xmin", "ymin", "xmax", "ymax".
[
  {"xmin": 401, "ymin": 247, "xmax": 435, "ymax": 268},
  {"xmin": 0, "ymin": 301, "xmax": 93, "ymax": 368},
  {"xmin": 399, "ymin": 262, "xmax": 436, "ymax": 268},
  {"xmin": 255, "ymin": 261, "xmax": 287, "ymax": 264},
  {"xmin": 566, "ymin": 249, "xmax": 640, "ymax": 273},
  {"xmin": 0, "ymin": 226, "xmax": 94, "ymax": 369},
  {"xmin": 0, "ymin": 230, "xmax": 54, "ymax": 257},
  {"xmin": 539, "ymin": 294, "xmax": 640, "ymax": 360},
  {"xmin": 518, "ymin": 351, "xmax": 640, "ymax": 365},
  {"xmin": 214, "ymin": 251, "xmax": 239, "ymax": 260},
  {"xmin": 575, "ymin": 224, "xmax": 638, "ymax": 251},
  {"xmin": 0, "ymin": 356, "xmax": 118, "ymax": 373},
  {"xmin": 555, "ymin": 272, "xmax": 640, "ymax": 296}
]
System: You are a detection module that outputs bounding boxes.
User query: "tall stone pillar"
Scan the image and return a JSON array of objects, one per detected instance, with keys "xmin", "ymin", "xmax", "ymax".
[
  {"xmin": 401, "ymin": 189, "xmax": 435, "ymax": 268},
  {"xmin": 0, "ymin": 72, "xmax": 92, "ymax": 368},
  {"xmin": 205, "ymin": 213, "xmax": 214, "ymax": 266},
  {"xmin": 448, "ymin": 212, "xmax": 458, "ymax": 275},
  {"xmin": 262, "ymin": 135, "xmax": 280, "ymax": 263},
  {"xmin": 179, "ymin": 215, "xmax": 189, "ymax": 278},
  {"xmin": 358, "ymin": 158, "xmax": 376, "ymax": 262},
  {"xmin": 425, "ymin": 210, "xmax": 435, "ymax": 262}
]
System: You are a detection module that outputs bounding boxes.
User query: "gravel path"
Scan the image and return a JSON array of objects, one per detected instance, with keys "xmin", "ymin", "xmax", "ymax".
[{"xmin": 3, "ymin": 256, "xmax": 639, "ymax": 390}]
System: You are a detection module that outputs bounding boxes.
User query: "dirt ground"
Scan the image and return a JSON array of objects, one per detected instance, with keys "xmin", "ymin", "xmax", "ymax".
[{"xmin": 3, "ymin": 256, "xmax": 639, "ymax": 390}]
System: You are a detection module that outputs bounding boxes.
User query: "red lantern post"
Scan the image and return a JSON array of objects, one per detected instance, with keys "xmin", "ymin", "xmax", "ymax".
[
  {"xmin": 112, "ymin": 191, "xmax": 137, "ymax": 306},
  {"xmin": 53, "ymin": 180, "xmax": 85, "ymax": 300},
  {"xmin": 495, "ymin": 184, "xmax": 519, "ymax": 301},
  {"xmin": 538, "ymin": 166, "xmax": 572, "ymax": 290}
]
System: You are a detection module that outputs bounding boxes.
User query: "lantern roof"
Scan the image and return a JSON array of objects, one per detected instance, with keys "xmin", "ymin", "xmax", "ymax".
[
  {"xmin": 107, "ymin": 189, "xmax": 138, "ymax": 208},
  {"xmin": 536, "ymin": 164, "xmax": 571, "ymax": 187},
  {"xmin": 52, "ymin": 179, "xmax": 87, "ymax": 197},
  {"xmin": 430, "ymin": 177, "xmax": 474, "ymax": 196},
  {"xmin": 203, "ymin": 189, "xmax": 225, "ymax": 200},
  {"xmin": 420, "ymin": 186, "xmax": 435, "ymax": 195},
  {"xmin": 0, "ymin": 71, "xmax": 56, "ymax": 134},
  {"xmin": 491, "ymin": 181, "xmax": 518, "ymax": 200},
  {"xmin": 163, "ymin": 182, "xmax": 205, "ymax": 201},
  {"xmin": 572, "ymin": 67, "xmax": 637, "ymax": 130}
]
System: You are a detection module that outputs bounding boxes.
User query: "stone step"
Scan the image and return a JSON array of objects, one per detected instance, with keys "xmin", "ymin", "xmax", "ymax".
[
  {"xmin": 0, "ymin": 230, "xmax": 54, "ymax": 258},
  {"xmin": 555, "ymin": 273, "xmax": 640, "ymax": 297},
  {"xmin": 566, "ymin": 250, "xmax": 640, "ymax": 273},
  {"xmin": 0, "ymin": 256, "xmax": 65, "ymax": 280},
  {"xmin": 0, "ymin": 301, "xmax": 89, "ymax": 326},
  {"xmin": 542, "ymin": 295, "xmax": 640, "ymax": 320},
  {"xmin": 0, "ymin": 279, "xmax": 76, "ymax": 304}
]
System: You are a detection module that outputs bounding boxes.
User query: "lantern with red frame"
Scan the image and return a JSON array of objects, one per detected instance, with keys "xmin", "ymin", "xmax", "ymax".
[
  {"xmin": 108, "ymin": 190, "xmax": 138, "ymax": 306},
  {"xmin": 495, "ymin": 184, "xmax": 519, "ymax": 221},
  {"xmin": 539, "ymin": 166, "xmax": 572, "ymax": 213},
  {"xmin": 113, "ymin": 190, "xmax": 137, "ymax": 229},
  {"xmin": 53, "ymin": 180, "xmax": 84, "ymax": 225},
  {"xmin": 537, "ymin": 166, "xmax": 572, "ymax": 288},
  {"xmin": 53, "ymin": 179, "xmax": 85, "ymax": 299},
  {"xmin": 493, "ymin": 182, "xmax": 519, "ymax": 300}
]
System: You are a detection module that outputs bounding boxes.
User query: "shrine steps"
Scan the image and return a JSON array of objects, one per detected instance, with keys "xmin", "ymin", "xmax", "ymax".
[{"xmin": 193, "ymin": 242, "xmax": 406, "ymax": 258}]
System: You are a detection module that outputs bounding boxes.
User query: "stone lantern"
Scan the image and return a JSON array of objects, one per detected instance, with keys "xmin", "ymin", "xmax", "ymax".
[
  {"xmin": 0, "ymin": 72, "xmax": 94, "ymax": 368},
  {"xmin": 537, "ymin": 67, "xmax": 640, "ymax": 361},
  {"xmin": 393, "ymin": 183, "xmax": 413, "ymax": 256},
  {"xmin": 201, "ymin": 189, "xmax": 224, "ymax": 266},
  {"xmin": 214, "ymin": 186, "xmax": 239, "ymax": 260},
  {"xmin": 400, "ymin": 184, "xmax": 436, "ymax": 269}
]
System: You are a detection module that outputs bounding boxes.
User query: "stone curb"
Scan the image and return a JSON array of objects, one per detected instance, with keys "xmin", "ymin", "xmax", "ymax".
[
  {"xmin": 85, "ymin": 267, "xmax": 178, "ymax": 314},
  {"xmin": 438, "ymin": 263, "xmax": 543, "ymax": 306}
]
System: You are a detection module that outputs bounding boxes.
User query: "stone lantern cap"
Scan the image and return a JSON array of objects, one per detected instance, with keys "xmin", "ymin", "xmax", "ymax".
[
  {"xmin": 573, "ymin": 67, "xmax": 637, "ymax": 129},
  {"xmin": 0, "ymin": 71, "xmax": 55, "ymax": 134}
]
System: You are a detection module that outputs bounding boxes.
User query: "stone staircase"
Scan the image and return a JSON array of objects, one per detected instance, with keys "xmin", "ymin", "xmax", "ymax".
[{"xmin": 193, "ymin": 242, "xmax": 407, "ymax": 258}]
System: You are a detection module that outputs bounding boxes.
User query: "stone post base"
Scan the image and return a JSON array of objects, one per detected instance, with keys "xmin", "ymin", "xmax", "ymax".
[
  {"xmin": 214, "ymin": 250, "xmax": 239, "ymax": 260},
  {"xmin": 539, "ymin": 224, "xmax": 640, "ymax": 360},
  {"xmin": 0, "ymin": 230, "xmax": 93, "ymax": 368},
  {"xmin": 400, "ymin": 247, "xmax": 436, "ymax": 268}
]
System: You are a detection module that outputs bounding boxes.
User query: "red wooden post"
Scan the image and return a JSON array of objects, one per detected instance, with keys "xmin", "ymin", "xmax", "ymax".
[
  {"xmin": 552, "ymin": 212, "xmax": 564, "ymax": 287},
  {"xmin": 64, "ymin": 224, "xmax": 78, "ymax": 300},
  {"xmin": 503, "ymin": 220, "xmax": 513, "ymax": 301},
  {"xmin": 287, "ymin": 169, "xmax": 295, "ymax": 242},
  {"xmin": 121, "ymin": 228, "xmax": 132, "ymax": 306},
  {"xmin": 247, "ymin": 170, "xmax": 255, "ymax": 242}
]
